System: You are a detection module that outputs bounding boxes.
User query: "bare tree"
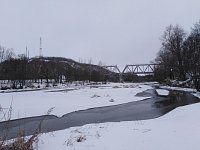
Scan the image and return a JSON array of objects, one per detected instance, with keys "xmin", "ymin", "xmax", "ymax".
[
  {"xmin": 183, "ymin": 21, "xmax": 200, "ymax": 90},
  {"xmin": 158, "ymin": 24, "xmax": 186, "ymax": 80},
  {"xmin": 0, "ymin": 46, "xmax": 15, "ymax": 62}
]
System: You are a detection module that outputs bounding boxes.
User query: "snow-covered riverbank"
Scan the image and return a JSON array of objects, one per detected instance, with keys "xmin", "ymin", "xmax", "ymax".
[
  {"xmin": 160, "ymin": 85, "xmax": 200, "ymax": 98},
  {"xmin": 0, "ymin": 83, "xmax": 152, "ymax": 120},
  {"xmin": 1, "ymin": 82, "xmax": 200, "ymax": 149},
  {"xmin": 37, "ymin": 102, "xmax": 200, "ymax": 150}
]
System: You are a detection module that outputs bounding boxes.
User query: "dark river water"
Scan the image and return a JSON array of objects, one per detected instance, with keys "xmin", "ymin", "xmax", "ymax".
[{"xmin": 0, "ymin": 89, "xmax": 199, "ymax": 140}]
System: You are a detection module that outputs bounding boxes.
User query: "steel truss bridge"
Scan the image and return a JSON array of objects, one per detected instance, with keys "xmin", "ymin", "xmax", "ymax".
[
  {"xmin": 103, "ymin": 64, "xmax": 159, "ymax": 82},
  {"xmin": 103, "ymin": 64, "xmax": 158, "ymax": 75}
]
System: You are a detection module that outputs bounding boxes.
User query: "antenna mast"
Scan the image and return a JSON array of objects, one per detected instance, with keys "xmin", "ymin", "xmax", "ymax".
[
  {"xmin": 39, "ymin": 37, "xmax": 42, "ymax": 57},
  {"xmin": 26, "ymin": 46, "xmax": 29, "ymax": 58},
  {"xmin": 25, "ymin": 46, "xmax": 28, "ymax": 57}
]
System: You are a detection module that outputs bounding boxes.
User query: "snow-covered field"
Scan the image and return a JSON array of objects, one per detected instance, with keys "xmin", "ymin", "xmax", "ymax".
[
  {"xmin": 0, "ymin": 83, "xmax": 152, "ymax": 120},
  {"xmin": 37, "ymin": 102, "xmax": 200, "ymax": 150}
]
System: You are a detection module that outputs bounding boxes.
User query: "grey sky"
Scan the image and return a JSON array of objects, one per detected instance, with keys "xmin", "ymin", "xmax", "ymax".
[{"xmin": 0, "ymin": 0, "xmax": 200, "ymax": 67}]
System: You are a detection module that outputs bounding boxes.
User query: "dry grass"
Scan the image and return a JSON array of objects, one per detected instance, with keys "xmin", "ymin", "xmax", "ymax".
[
  {"xmin": 0, "ymin": 102, "xmax": 40, "ymax": 150},
  {"xmin": 0, "ymin": 102, "xmax": 55, "ymax": 150},
  {"xmin": 0, "ymin": 132, "xmax": 39, "ymax": 150}
]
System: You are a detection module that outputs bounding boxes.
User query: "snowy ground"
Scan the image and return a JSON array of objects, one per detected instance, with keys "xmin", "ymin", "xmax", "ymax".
[
  {"xmin": 0, "ymin": 83, "xmax": 153, "ymax": 120},
  {"xmin": 2, "ymin": 82, "xmax": 200, "ymax": 150},
  {"xmin": 37, "ymin": 102, "xmax": 200, "ymax": 150},
  {"xmin": 160, "ymin": 85, "xmax": 197, "ymax": 93},
  {"xmin": 160, "ymin": 85, "xmax": 200, "ymax": 98},
  {"xmin": 156, "ymin": 89, "xmax": 169, "ymax": 96}
]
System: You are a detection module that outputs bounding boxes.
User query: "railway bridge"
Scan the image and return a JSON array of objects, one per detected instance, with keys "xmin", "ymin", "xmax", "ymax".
[{"xmin": 103, "ymin": 64, "xmax": 159, "ymax": 82}]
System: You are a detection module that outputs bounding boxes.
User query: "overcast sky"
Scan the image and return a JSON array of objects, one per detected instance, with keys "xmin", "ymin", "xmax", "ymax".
[{"xmin": 0, "ymin": 0, "xmax": 200, "ymax": 67}]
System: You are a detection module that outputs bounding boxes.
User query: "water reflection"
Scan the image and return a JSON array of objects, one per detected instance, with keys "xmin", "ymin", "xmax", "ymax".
[{"xmin": 154, "ymin": 91, "xmax": 199, "ymax": 108}]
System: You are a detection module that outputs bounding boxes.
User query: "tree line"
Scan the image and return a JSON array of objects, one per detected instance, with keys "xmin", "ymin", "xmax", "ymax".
[
  {"xmin": 0, "ymin": 51, "xmax": 119, "ymax": 89},
  {"xmin": 154, "ymin": 20, "xmax": 200, "ymax": 91}
]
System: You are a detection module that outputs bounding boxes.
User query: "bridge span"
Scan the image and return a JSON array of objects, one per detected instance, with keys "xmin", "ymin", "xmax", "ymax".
[
  {"xmin": 103, "ymin": 64, "xmax": 159, "ymax": 75},
  {"xmin": 103, "ymin": 64, "xmax": 159, "ymax": 82}
]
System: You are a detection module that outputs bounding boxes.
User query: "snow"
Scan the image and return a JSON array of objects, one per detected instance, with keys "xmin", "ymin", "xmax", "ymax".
[
  {"xmin": 160, "ymin": 85, "xmax": 197, "ymax": 93},
  {"xmin": 0, "ymin": 83, "xmax": 152, "ymax": 120},
  {"xmin": 192, "ymin": 92, "xmax": 200, "ymax": 98},
  {"xmin": 156, "ymin": 89, "xmax": 169, "ymax": 96},
  {"xmin": 37, "ymin": 102, "xmax": 200, "ymax": 150},
  {"xmin": 1, "ymin": 82, "xmax": 200, "ymax": 149},
  {"xmin": 159, "ymin": 85, "xmax": 200, "ymax": 99}
]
